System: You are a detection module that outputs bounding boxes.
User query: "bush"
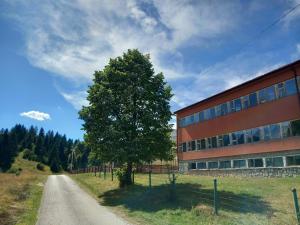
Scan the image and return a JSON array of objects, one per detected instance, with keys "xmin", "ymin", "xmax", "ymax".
[
  {"xmin": 115, "ymin": 168, "xmax": 127, "ymax": 188},
  {"xmin": 23, "ymin": 148, "xmax": 37, "ymax": 161},
  {"xmin": 36, "ymin": 163, "xmax": 45, "ymax": 171},
  {"xmin": 7, "ymin": 167, "xmax": 22, "ymax": 176},
  {"xmin": 50, "ymin": 161, "xmax": 62, "ymax": 173}
]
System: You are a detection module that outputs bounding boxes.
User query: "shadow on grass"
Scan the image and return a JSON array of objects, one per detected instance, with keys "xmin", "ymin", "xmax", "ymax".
[{"xmin": 98, "ymin": 182, "xmax": 273, "ymax": 215}]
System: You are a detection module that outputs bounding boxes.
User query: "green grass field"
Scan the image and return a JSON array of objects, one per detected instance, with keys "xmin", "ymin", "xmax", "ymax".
[
  {"xmin": 0, "ymin": 155, "xmax": 50, "ymax": 225},
  {"xmin": 72, "ymin": 172, "xmax": 300, "ymax": 225}
]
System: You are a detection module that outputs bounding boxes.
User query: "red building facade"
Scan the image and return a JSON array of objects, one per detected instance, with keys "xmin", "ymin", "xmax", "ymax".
[{"xmin": 175, "ymin": 60, "xmax": 300, "ymax": 173}]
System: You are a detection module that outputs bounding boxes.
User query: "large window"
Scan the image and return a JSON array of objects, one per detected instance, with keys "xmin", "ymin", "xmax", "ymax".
[
  {"xmin": 249, "ymin": 92, "xmax": 258, "ymax": 107},
  {"xmin": 188, "ymin": 141, "xmax": 192, "ymax": 151},
  {"xmin": 223, "ymin": 134, "xmax": 230, "ymax": 146},
  {"xmin": 182, "ymin": 142, "xmax": 187, "ymax": 152},
  {"xmin": 287, "ymin": 155, "xmax": 300, "ymax": 166},
  {"xmin": 248, "ymin": 158, "xmax": 263, "ymax": 168},
  {"xmin": 259, "ymin": 86, "xmax": 276, "ymax": 103},
  {"xmin": 252, "ymin": 127, "xmax": 261, "ymax": 142},
  {"xmin": 291, "ymin": 120, "xmax": 300, "ymax": 136},
  {"xmin": 204, "ymin": 109, "xmax": 211, "ymax": 120},
  {"xmin": 233, "ymin": 159, "xmax": 246, "ymax": 168},
  {"xmin": 236, "ymin": 131, "xmax": 245, "ymax": 144},
  {"xmin": 281, "ymin": 121, "xmax": 292, "ymax": 138},
  {"xmin": 215, "ymin": 105, "xmax": 221, "ymax": 117},
  {"xmin": 270, "ymin": 124, "xmax": 281, "ymax": 139},
  {"xmin": 191, "ymin": 140, "xmax": 196, "ymax": 151},
  {"xmin": 211, "ymin": 136, "xmax": 217, "ymax": 148},
  {"xmin": 219, "ymin": 160, "xmax": 231, "ymax": 169},
  {"xmin": 231, "ymin": 132, "xmax": 237, "ymax": 145},
  {"xmin": 218, "ymin": 135, "xmax": 223, "ymax": 147},
  {"xmin": 200, "ymin": 139, "xmax": 206, "ymax": 149},
  {"xmin": 245, "ymin": 129, "xmax": 252, "ymax": 143},
  {"xmin": 285, "ymin": 79, "xmax": 297, "ymax": 96},
  {"xmin": 242, "ymin": 95, "xmax": 249, "ymax": 109},
  {"xmin": 277, "ymin": 82, "xmax": 285, "ymax": 98},
  {"xmin": 190, "ymin": 162, "xmax": 197, "ymax": 170},
  {"xmin": 231, "ymin": 98, "xmax": 242, "ymax": 112},
  {"xmin": 207, "ymin": 137, "xmax": 212, "ymax": 149},
  {"xmin": 220, "ymin": 103, "xmax": 228, "ymax": 116},
  {"xmin": 208, "ymin": 161, "xmax": 218, "ymax": 169},
  {"xmin": 196, "ymin": 140, "xmax": 201, "ymax": 150},
  {"xmin": 199, "ymin": 111, "xmax": 205, "ymax": 122},
  {"xmin": 266, "ymin": 157, "xmax": 283, "ymax": 167},
  {"xmin": 197, "ymin": 162, "xmax": 207, "ymax": 169},
  {"xmin": 263, "ymin": 125, "xmax": 271, "ymax": 141}
]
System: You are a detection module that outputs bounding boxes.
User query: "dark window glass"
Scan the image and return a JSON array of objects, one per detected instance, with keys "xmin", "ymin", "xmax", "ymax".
[
  {"xmin": 231, "ymin": 132, "xmax": 237, "ymax": 145},
  {"xmin": 234, "ymin": 98, "xmax": 242, "ymax": 112},
  {"xmin": 188, "ymin": 141, "xmax": 192, "ymax": 151},
  {"xmin": 287, "ymin": 155, "xmax": 300, "ymax": 166},
  {"xmin": 204, "ymin": 109, "xmax": 211, "ymax": 120},
  {"xmin": 211, "ymin": 136, "xmax": 217, "ymax": 148},
  {"xmin": 219, "ymin": 160, "xmax": 231, "ymax": 169},
  {"xmin": 291, "ymin": 120, "xmax": 300, "ymax": 136},
  {"xmin": 194, "ymin": 113, "xmax": 199, "ymax": 123},
  {"xmin": 207, "ymin": 137, "xmax": 212, "ymax": 148},
  {"xmin": 196, "ymin": 140, "xmax": 201, "ymax": 150},
  {"xmin": 190, "ymin": 162, "xmax": 197, "ymax": 170},
  {"xmin": 180, "ymin": 118, "xmax": 185, "ymax": 127},
  {"xmin": 233, "ymin": 160, "xmax": 246, "ymax": 168},
  {"xmin": 242, "ymin": 96, "xmax": 249, "ymax": 109},
  {"xmin": 263, "ymin": 126, "xmax": 271, "ymax": 141},
  {"xmin": 215, "ymin": 105, "xmax": 221, "ymax": 117},
  {"xmin": 199, "ymin": 111, "xmax": 205, "ymax": 122},
  {"xmin": 208, "ymin": 161, "xmax": 218, "ymax": 169},
  {"xmin": 277, "ymin": 83, "xmax": 285, "ymax": 98},
  {"xmin": 200, "ymin": 139, "xmax": 206, "ymax": 149},
  {"xmin": 285, "ymin": 79, "xmax": 297, "ymax": 96},
  {"xmin": 249, "ymin": 92, "xmax": 258, "ymax": 107},
  {"xmin": 259, "ymin": 86, "xmax": 276, "ymax": 103},
  {"xmin": 191, "ymin": 141, "xmax": 196, "ymax": 151},
  {"xmin": 245, "ymin": 129, "xmax": 252, "ymax": 143},
  {"xmin": 210, "ymin": 107, "xmax": 216, "ymax": 119},
  {"xmin": 223, "ymin": 134, "xmax": 230, "ymax": 146},
  {"xmin": 252, "ymin": 127, "xmax": 261, "ymax": 142},
  {"xmin": 270, "ymin": 124, "xmax": 281, "ymax": 139},
  {"xmin": 248, "ymin": 158, "xmax": 263, "ymax": 167},
  {"xmin": 281, "ymin": 121, "xmax": 292, "ymax": 138},
  {"xmin": 182, "ymin": 142, "xmax": 187, "ymax": 152},
  {"xmin": 218, "ymin": 136, "xmax": 223, "ymax": 147},
  {"xmin": 266, "ymin": 157, "xmax": 283, "ymax": 167},
  {"xmin": 236, "ymin": 131, "xmax": 245, "ymax": 144},
  {"xmin": 197, "ymin": 162, "xmax": 207, "ymax": 169},
  {"xmin": 189, "ymin": 115, "xmax": 194, "ymax": 125},
  {"xmin": 221, "ymin": 103, "xmax": 228, "ymax": 116}
]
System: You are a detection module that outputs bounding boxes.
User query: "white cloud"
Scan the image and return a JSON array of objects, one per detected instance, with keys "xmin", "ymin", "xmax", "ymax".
[
  {"xmin": 20, "ymin": 111, "xmax": 51, "ymax": 121},
  {"xmin": 60, "ymin": 91, "xmax": 89, "ymax": 110}
]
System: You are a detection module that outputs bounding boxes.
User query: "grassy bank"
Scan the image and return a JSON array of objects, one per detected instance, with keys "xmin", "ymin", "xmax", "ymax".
[
  {"xmin": 0, "ymin": 155, "xmax": 50, "ymax": 225},
  {"xmin": 72, "ymin": 172, "xmax": 300, "ymax": 225}
]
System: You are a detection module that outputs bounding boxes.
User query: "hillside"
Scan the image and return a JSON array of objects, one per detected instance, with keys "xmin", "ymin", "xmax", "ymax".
[{"xmin": 0, "ymin": 154, "xmax": 50, "ymax": 225}]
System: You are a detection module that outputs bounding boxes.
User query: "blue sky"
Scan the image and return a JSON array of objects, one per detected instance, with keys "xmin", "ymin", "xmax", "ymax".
[{"xmin": 0, "ymin": 0, "xmax": 300, "ymax": 140}]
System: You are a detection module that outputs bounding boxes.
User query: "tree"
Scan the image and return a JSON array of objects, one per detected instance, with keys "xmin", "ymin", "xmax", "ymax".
[{"xmin": 79, "ymin": 49, "xmax": 173, "ymax": 186}]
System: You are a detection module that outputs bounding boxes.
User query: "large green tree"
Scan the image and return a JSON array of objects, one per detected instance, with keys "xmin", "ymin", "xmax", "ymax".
[{"xmin": 79, "ymin": 49, "xmax": 173, "ymax": 185}]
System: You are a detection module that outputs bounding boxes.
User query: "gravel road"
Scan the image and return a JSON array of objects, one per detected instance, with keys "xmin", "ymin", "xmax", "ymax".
[{"xmin": 36, "ymin": 175, "xmax": 129, "ymax": 225}]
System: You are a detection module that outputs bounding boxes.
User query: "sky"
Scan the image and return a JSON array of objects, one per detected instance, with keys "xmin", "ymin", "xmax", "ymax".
[{"xmin": 0, "ymin": 0, "xmax": 300, "ymax": 140}]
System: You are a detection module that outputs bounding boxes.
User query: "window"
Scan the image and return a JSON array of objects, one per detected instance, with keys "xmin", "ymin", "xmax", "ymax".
[
  {"xmin": 252, "ymin": 127, "xmax": 261, "ymax": 142},
  {"xmin": 196, "ymin": 140, "xmax": 201, "ymax": 150},
  {"xmin": 188, "ymin": 141, "xmax": 192, "ymax": 151},
  {"xmin": 231, "ymin": 132, "xmax": 237, "ymax": 145},
  {"xmin": 248, "ymin": 158, "xmax": 264, "ymax": 168},
  {"xmin": 215, "ymin": 105, "xmax": 221, "ymax": 117},
  {"xmin": 270, "ymin": 124, "xmax": 281, "ymax": 139},
  {"xmin": 258, "ymin": 86, "xmax": 276, "ymax": 103},
  {"xmin": 263, "ymin": 125, "xmax": 271, "ymax": 141},
  {"xmin": 218, "ymin": 135, "xmax": 223, "ymax": 147},
  {"xmin": 287, "ymin": 155, "xmax": 300, "ymax": 166},
  {"xmin": 281, "ymin": 121, "xmax": 292, "ymax": 138},
  {"xmin": 182, "ymin": 142, "xmax": 187, "ymax": 152},
  {"xmin": 231, "ymin": 98, "xmax": 242, "ymax": 112},
  {"xmin": 207, "ymin": 137, "xmax": 212, "ymax": 148},
  {"xmin": 199, "ymin": 111, "xmax": 205, "ymax": 122},
  {"xmin": 220, "ymin": 103, "xmax": 228, "ymax": 116},
  {"xmin": 190, "ymin": 162, "xmax": 197, "ymax": 170},
  {"xmin": 277, "ymin": 82, "xmax": 285, "ymax": 98},
  {"xmin": 233, "ymin": 159, "xmax": 246, "ymax": 168},
  {"xmin": 236, "ymin": 131, "xmax": 245, "ymax": 144},
  {"xmin": 291, "ymin": 120, "xmax": 300, "ymax": 136},
  {"xmin": 191, "ymin": 140, "xmax": 196, "ymax": 151},
  {"xmin": 204, "ymin": 109, "xmax": 211, "ymax": 120},
  {"xmin": 180, "ymin": 118, "xmax": 185, "ymax": 127},
  {"xmin": 242, "ymin": 95, "xmax": 249, "ymax": 109},
  {"xmin": 210, "ymin": 107, "xmax": 216, "ymax": 119},
  {"xmin": 178, "ymin": 144, "xmax": 182, "ymax": 152},
  {"xmin": 285, "ymin": 79, "xmax": 297, "ymax": 96},
  {"xmin": 245, "ymin": 129, "xmax": 252, "ymax": 143},
  {"xmin": 194, "ymin": 113, "xmax": 200, "ymax": 123},
  {"xmin": 188, "ymin": 115, "xmax": 194, "ymax": 125},
  {"xmin": 249, "ymin": 92, "xmax": 258, "ymax": 107},
  {"xmin": 223, "ymin": 134, "xmax": 230, "ymax": 146},
  {"xmin": 208, "ymin": 161, "xmax": 218, "ymax": 169},
  {"xmin": 211, "ymin": 136, "xmax": 217, "ymax": 148},
  {"xmin": 200, "ymin": 139, "xmax": 206, "ymax": 149},
  {"xmin": 219, "ymin": 160, "xmax": 231, "ymax": 169},
  {"xmin": 266, "ymin": 157, "xmax": 283, "ymax": 167},
  {"xmin": 197, "ymin": 162, "xmax": 207, "ymax": 169}
]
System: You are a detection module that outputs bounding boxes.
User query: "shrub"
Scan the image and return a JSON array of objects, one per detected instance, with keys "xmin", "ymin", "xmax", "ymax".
[
  {"xmin": 36, "ymin": 163, "xmax": 45, "ymax": 171},
  {"xmin": 50, "ymin": 161, "xmax": 62, "ymax": 173},
  {"xmin": 115, "ymin": 168, "xmax": 127, "ymax": 188},
  {"xmin": 23, "ymin": 148, "xmax": 37, "ymax": 161},
  {"xmin": 7, "ymin": 167, "xmax": 22, "ymax": 176}
]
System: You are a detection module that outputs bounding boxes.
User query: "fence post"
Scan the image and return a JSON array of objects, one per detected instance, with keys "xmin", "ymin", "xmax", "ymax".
[
  {"xmin": 292, "ymin": 188, "xmax": 300, "ymax": 224},
  {"xmin": 149, "ymin": 169, "xmax": 152, "ymax": 189},
  {"xmin": 213, "ymin": 178, "xmax": 218, "ymax": 215},
  {"xmin": 104, "ymin": 165, "xmax": 106, "ymax": 179},
  {"xmin": 132, "ymin": 170, "xmax": 135, "ymax": 184},
  {"xmin": 111, "ymin": 168, "xmax": 114, "ymax": 181}
]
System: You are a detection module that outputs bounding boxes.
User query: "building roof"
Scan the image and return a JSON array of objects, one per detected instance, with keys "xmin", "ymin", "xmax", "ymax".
[{"xmin": 174, "ymin": 59, "xmax": 300, "ymax": 114}]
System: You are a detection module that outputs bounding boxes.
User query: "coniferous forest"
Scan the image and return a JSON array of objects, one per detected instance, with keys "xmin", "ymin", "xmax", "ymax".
[{"xmin": 0, "ymin": 124, "xmax": 90, "ymax": 172}]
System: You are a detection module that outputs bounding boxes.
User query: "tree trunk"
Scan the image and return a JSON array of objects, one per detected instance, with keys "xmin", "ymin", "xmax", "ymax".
[{"xmin": 125, "ymin": 162, "xmax": 133, "ymax": 186}]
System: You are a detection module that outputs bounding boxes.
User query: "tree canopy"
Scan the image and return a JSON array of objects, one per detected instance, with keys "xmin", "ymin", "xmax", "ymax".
[{"xmin": 79, "ymin": 49, "xmax": 173, "ymax": 185}]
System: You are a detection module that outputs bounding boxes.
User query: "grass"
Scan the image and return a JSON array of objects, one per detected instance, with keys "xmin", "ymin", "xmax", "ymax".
[
  {"xmin": 71, "ymin": 172, "xmax": 300, "ymax": 225},
  {"xmin": 0, "ymin": 154, "xmax": 50, "ymax": 225}
]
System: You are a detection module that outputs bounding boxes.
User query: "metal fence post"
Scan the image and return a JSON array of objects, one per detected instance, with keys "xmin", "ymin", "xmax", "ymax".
[
  {"xmin": 214, "ymin": 178, "xmax": 218, "ymax": 215},
  {"xmin": 292, "ymin": 188, "xmax": 300, "ymax": 224}
]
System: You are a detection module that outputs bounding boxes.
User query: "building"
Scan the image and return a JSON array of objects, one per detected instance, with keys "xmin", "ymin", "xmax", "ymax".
[{"xmin": 175, "ymin": 60, "xmax": 300, "ymax": 176}]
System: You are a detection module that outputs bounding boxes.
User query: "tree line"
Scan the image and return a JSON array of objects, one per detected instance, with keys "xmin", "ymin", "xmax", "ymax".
[{"xmin": 0, "ymin": 124, "xmax": 90, "ymax": 172}]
